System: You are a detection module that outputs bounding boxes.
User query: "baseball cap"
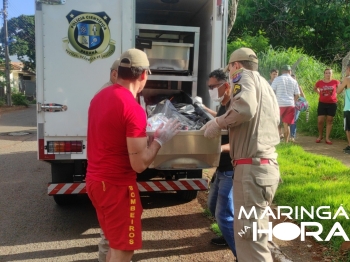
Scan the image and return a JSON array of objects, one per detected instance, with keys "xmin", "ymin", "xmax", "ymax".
[
  {"xmin": 224, "ymin": 47, "xmax": 258, "ymax": 72},
  {"xmin": 110, "ymin": 58, "xmax": 120, "ymax": 71},
  {"xmin": 119, "ymin": 48, "xmax": 151, "ymax": 74},
  {"xmin": 281, "ymin": 65, "xmax": 292, "ymax": 71}
]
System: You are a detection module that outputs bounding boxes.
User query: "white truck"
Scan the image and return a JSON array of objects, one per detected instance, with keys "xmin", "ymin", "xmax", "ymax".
[{"xmin": 35, "ymin": 0, "xmax": 229, "ymax": 205}]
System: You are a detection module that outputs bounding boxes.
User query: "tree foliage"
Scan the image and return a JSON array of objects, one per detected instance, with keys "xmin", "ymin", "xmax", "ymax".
[
  {"xmin": 1, "ymin": 15, "xmax": 35, "ymax": 72},
  {"xmin": 227, "ymin": 30, "xmax": 269, "ymax": 61},
  {"xmin": 231, "ymin": 0, "xmax": 350, "ymax": 64}
]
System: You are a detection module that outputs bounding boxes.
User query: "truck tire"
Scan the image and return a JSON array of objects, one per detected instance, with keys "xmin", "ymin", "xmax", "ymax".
[
  {"xmin": 53, "ymin": 195, "xmax": 78, "ymax": 206},
  {"xmin": 51, "ymin": 162, "xmax": 77, "ymax": 205},
  {"xmin": 176, "ymin": 170, "xmax": 201, "ymax": 201},
  {"xmin": 177, "ymin": 190, "xmax": 198, "ymax": 202}
]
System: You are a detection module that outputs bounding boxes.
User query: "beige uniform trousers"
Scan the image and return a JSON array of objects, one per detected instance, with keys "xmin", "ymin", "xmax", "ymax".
[
  {"xmin": 233, "ymin": 160, "xmax": 280, "ymax": 262},
  {"xmin": 98, "ymin": 229, "xmax": 109, "ymax": 262}
]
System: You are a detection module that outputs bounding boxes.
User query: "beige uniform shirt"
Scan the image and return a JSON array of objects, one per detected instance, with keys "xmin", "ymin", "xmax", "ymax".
[
  {"xmin": 216, "ymin": 69, "xmax": 280, "ymax": 160},
  {"xmin": 95, "ymin": 80, "xmax": 113, "ymax": 95}
]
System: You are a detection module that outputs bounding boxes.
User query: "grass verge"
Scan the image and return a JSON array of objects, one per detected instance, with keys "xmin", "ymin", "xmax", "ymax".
[{"xmin": 275, "ymin": 143, "xmax": 350, "ymax": 251}]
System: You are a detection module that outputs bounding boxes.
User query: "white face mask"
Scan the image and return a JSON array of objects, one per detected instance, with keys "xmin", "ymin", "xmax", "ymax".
[{"xmin": 209, "ymin": 87, "xmax": 224, "ymax": 103}]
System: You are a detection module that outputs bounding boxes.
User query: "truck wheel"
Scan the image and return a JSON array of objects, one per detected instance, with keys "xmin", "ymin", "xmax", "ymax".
[
  {"xmin": 53, "ymin": 195, "xmax": 78, "ymax": 206},
  {"xmin": 177, "ymin": 190, "xmax": 198, "ymax": 202}
]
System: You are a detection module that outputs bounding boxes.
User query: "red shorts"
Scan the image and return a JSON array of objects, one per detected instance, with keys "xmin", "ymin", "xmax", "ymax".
[
  {"xmin": 279, "ymin": 106, "xmax": 295, "ymax": 124},
  {"xmin": 86, "ymin": 179, "xmax": 143, "ymax": 250}
]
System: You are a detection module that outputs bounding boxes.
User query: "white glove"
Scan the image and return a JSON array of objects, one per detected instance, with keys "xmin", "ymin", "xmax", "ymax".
[
  {"xmin": 154, "ymin": 118, "xmax": 181, "ymax": 147},
  {"xmin": 200, "ymin": 118, "xmax": 221, "ymax": 138},
  {"xmin": 193, "ymin": 96, "xmax": 203, "ymax": 105}
]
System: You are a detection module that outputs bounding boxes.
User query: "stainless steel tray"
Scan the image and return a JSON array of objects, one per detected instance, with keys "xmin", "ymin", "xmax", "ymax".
[
  {"xmin": 147, "ymin": 130, "xmax": 228, "ymax": 170},
  {"xmin": 144, "ymin": 42, "xmax": 193, "ymax": 71}
]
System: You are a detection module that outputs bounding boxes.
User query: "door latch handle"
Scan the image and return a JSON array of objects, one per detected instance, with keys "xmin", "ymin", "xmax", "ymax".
[{"xmin": 37, "ymin": 103, "xmax": 68, "ymax": 112}]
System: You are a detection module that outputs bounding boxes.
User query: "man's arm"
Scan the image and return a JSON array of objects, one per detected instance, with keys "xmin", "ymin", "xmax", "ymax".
[
  {"xmin": 294, "ymin": 82, "xmax": 300, "ymax": 101},
  {"xmin": 202, "ymin": 104, "xmax": 217, "ymax": 117},
  {"xmin": 127, "ymin": 119, "xmax": 180, "ymax": 173},
  {"xmin": 221, "ymin": 143, "xmax": 230, "ymax": 153},
  {"xmin": 127, "ymin": 137, "xmax": 162, "ymax": 173}
]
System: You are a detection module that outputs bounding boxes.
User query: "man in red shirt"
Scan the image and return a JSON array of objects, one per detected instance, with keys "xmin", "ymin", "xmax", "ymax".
[{"xmin": 86, "ymin": 48, "xmax": 180, "ymax": 262}]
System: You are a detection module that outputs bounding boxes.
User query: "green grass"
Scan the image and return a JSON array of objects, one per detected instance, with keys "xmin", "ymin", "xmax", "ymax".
[
  {"xmin": 210, "ymin": 223, "xmax": 222, "ymax": 237},
  {"xmin": 202, "ymin": 208, "xmax": 212, "ymax": 218},
  {"xmin": 202, "ymin": 208, "xmax": 223, "ymax": 237},
  {"xmin": 275, "ymin": 143, "xmax": 350, "ymax": 251},
  {"xmin": 204, "ymin": 143, "xmax": 349, "ymax": 253}
]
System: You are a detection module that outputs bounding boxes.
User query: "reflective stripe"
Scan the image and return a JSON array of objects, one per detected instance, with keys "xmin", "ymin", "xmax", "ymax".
[{"xmin": 48, "ymin": 179, "xmax": 208, "ymax": 195}]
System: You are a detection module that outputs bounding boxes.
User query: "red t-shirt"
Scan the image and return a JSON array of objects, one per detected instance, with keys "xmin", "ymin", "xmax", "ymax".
[
  {"xmin": 86, "ymin": 84, "xmax": 147, "ymax": 185},
  {"xmin": 315, "ymin": 79, "xmax": 339, "ymax": 103}
]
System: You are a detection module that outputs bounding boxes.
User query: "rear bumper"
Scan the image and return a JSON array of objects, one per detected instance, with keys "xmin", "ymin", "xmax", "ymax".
[{"xmin": 48, "ymin": 179, "xmax": 209, "ymax": 195}]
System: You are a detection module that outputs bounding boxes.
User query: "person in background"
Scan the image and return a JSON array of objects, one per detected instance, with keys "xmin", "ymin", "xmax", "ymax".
[
  {"xmin": 267, "ymin": 68, "xmax": 279, "ymax": 85},
  {"xmin": 271, "ymin": 65, "xmax": 300, "ymax": 143},
  {"xmin": 290, "ymin": 74, "xmax": 306, "ymax": 142},
  {"xmin": 86, "ymin": 48, "xmax": 180, "ymax": 262},
  {"xmin": 267, "ymin": 68, "xmax": 283, "ymax": 138},
  {"xmin": 201, "ymin": 47, "xmax": 280, "ymax": 262},
  {"xmin": 336, "ymin": 63, "xmax": 350, "ymax": 153},
  {"xmin": 201, "ymin": 69, "xmax": 237, "ymax": 259},
  {"xmin": 95, "ymin": 57, "xmax": 119, "ymax": 262},
  {"xmin": 96, "ymin": 58, "xmax": 120, "ymax": 95},
  {"xmin": 314, "ymin": 68, "xmax": 340, "ymax": 144}
]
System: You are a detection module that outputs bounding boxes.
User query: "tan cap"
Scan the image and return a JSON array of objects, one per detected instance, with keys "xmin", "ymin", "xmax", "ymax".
[
  {"xmin": 224, "ymin": 47, "xmax": 258, "ymax": 72},
  {"xmin": 110, "ymin": 58, "xmax": 120, "ymax": 71},
  {"xmin": 119, "ymin": 48, "xmax": 150, "ymax": 73}
]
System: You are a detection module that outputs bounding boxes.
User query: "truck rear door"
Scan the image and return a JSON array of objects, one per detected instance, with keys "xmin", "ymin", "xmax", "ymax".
[{"xmin": 36, "ymin": 0, "xmax": 134, "ymax": 159}]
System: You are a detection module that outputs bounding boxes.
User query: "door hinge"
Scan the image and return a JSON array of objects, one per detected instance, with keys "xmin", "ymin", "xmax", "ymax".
[{"xmin": 38, "ymin": 103, "xmax": 68, "ymax": 112}]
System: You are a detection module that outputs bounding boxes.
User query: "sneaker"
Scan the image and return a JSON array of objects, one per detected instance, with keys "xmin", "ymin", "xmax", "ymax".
[
  {"xmin": 290, "ymin": 137, "xmax": 295, "ymax": 142},
  {"xmin": 344, "ymin": 149, "xmax": 350, "ymax": 154},
  {"xmin": 211, "ymin": 236, "xmax": 228, "ymax": 246},
  {"xmin": 343, "ymin": 146, "xmax": 350, "ymax": 151}
]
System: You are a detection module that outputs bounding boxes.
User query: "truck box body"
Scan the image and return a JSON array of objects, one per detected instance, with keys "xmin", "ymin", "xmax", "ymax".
[{"xmin": 35, "ymin": 0, "xmax": 228, "ymax": 204}]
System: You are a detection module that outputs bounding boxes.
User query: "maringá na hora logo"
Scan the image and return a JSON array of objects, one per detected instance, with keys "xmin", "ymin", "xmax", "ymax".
[{"xmin": 62, "ymin": 10, "xmax": 116, "ymax": 63}]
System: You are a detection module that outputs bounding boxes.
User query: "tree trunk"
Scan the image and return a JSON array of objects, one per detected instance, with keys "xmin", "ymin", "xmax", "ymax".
[
  {"xmin": 227, "ymin": 0, "xmax": 239, "ymax": 36},
  {"xmin": 0, "ymin": 86, "xmax": 4, "ymax": 101},
  {"xmin": 342, "ymin": 51, "xmax": 350, "ymax": 78}
]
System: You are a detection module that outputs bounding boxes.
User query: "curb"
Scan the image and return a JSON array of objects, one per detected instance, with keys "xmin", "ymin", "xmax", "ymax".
[
  {"xmin": 269, "ymin": 241, "xmax": 293, "ymax": 262},
  {"xmin": 0, "ymin": 105, "xmax": 28, "ymax": 113}
]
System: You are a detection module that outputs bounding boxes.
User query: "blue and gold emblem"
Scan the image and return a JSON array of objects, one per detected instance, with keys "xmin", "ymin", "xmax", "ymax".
[{"xmin": 63, "ymin": 10, "xmax": 115, "ymax": 63}]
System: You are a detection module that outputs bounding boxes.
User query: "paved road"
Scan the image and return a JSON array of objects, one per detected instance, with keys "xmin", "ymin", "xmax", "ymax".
[{"xmin": 0, "ymin": 106, "xmax": 234, "ymax": 262}]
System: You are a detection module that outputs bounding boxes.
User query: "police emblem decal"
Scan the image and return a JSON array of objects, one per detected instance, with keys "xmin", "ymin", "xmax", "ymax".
[
  {"xmin": 232, "ymin": 84, "xmax": 242, "ymax": 97},
  {"xmin": 63, "ymin": 10, "xmax": 116, "ymax": 63}
]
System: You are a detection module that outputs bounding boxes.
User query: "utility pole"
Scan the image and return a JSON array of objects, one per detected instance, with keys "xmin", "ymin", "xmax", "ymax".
[{"xmin": 3, "ymin": 0, "xmax": 11, "ymax": 106}]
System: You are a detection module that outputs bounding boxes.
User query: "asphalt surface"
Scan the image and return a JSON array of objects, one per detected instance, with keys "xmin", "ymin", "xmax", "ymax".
[{"xmin": 0, "ymin": 106, "xmax": 234, "ymax": 262}]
